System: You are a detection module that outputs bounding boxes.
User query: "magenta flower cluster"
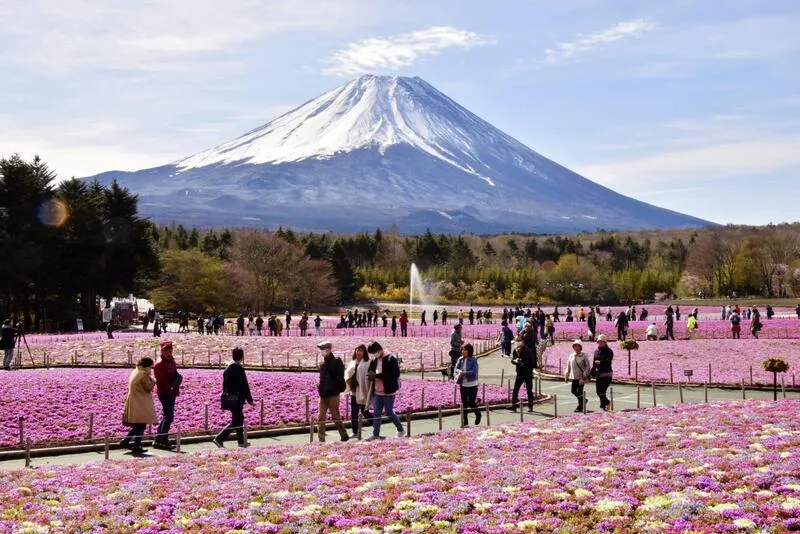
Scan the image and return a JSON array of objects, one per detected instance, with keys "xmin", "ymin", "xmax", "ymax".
[
  {"xmin": 0, "ymin": 369, "xmax": 508, "ymax": 448},
  {"xmin": 1, "ymin": 399, "xmax": 800, "ymax": 531}
]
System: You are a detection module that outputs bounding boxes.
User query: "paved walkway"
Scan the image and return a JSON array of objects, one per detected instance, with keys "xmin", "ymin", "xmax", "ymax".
[{"xmin": 1, "ymin": 348, "xmax": 795, "ymax": 471}]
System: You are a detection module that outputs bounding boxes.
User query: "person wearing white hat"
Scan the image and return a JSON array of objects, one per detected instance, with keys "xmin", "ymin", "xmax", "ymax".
[
  {"xmin": 564, "ymin": 340, "xmax": 591, "ymax": 412},
  {"xmin": 592, "ymin": 334, "xmax": 614, "ymax": 411}
]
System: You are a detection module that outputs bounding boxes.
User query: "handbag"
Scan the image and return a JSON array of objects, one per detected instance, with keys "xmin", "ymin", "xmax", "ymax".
[{"xmin": 220, "ymin": 391, "xmax": 239, "ymax": 411}]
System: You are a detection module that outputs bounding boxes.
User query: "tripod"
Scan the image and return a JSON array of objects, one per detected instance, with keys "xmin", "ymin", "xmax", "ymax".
[{"xmin": 15, "ymin": 326, "xmax": 35, "ymax": 368}]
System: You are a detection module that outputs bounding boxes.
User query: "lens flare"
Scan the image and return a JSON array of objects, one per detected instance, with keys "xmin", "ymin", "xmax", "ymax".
[{"xmin": 38, "ymin": 199, "xmax": 70, "ymax": 228}]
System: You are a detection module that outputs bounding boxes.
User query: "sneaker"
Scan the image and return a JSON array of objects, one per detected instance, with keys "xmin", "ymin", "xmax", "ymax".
[
  {"xmin": 340, "ymin": 435, "xmax": 350, "ymax": 442},
  {"xmin": 365, "ymin": 435, "xmax": 382, "ymax": 441},
  {"xmin": 131, "ymin": 447, "xmax": 147, "ymax": 455},
  {"xmin": 152, "ymin": 441, "xmax": 174, "ymax": 450},
  {"xmin": 396, "ymin": 430, "xmax": 406, "ymax": 438},
  {"xmin": 574, "ymin": 407, "xmax": 582, "ymax": 413},
  {"xmin": 211, "ymin": 438, "xmax": 224, "ymax": 448},
  {"xmin": 118, "ymin": 439, "xmax": 132, "ymax": 450},
  {"xmin": 348, "ymin": 433, "xmax": 359, "ymax": 440},
  {"xmin": 238, "ymin": 442, "xmax": 251, "ymax": 449}
]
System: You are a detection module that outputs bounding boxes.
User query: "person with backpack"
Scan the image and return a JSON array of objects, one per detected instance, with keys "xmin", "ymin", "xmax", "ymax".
[
  {"xmin": 366, "ymin": 341, "xmax": 405, "ymax": 440},
  {"xmin": 315, "ymin": 341, "xmax": 349, "ymax": 442},
  {"xmin": 454, "ymin": 343, "xmax": 481, "ymax": 426},
  {"xmin": 591, "ymin": 335, "xmax": 614, "ymax": 411},
  {"xmin": 564, "ymin": 339, "xmax": 591, "ymax": 412},
  {"xmin": 730, "ymin": 311, "xmax": 742, "ymax": 339},
  {"xmin": 345, "ymin": 344, "xmax": 373, "ymax": 439},
  {"xmin": 213, "ymin": 348, "xmax": 253, "ymax": 448}
]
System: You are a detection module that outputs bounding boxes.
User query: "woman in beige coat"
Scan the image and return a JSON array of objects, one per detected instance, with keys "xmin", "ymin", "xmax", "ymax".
[{"xmin": 121, "ymin": 357, "xmax": 158, "ymax": 454}]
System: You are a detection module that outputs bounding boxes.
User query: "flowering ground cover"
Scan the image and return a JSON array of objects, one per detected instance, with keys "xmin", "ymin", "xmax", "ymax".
[
  {"xmin": 543, "ymin": 317, "xmax": 800, "ymax": 341},
  {"xmin": 14, "ymin": 334, "xmax": 494, "ymax": 370},
  {"xmin": 0, "ymin": 369, "xmax": 509, "ymax": 448},
  {"xmin": 541, "ymin": 338, "xmax": 800, "ymax": 386},
  {"xmin": 2, "ymin": 399, "xmax": 800, "ymax": 531}
]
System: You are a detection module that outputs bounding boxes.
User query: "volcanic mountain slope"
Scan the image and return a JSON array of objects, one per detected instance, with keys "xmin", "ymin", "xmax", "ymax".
[{"xmin": 86, "ymin": 75, "xmax": 710, "ymax": 233}]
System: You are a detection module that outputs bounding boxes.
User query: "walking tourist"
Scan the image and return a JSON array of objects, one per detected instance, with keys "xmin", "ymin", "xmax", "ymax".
[
  {"xmin": 121, "ymin": 357, "xmax": 157, "ymax": 455},
  {"xmin": 153, "ymin": 341, "xmax": 181, "ymax": 450},
  {"xmin": 316, "ymin": 341, "xmax": 349, "ymax": 442},
  {"xmin": 664, "ymin": 312, "xmax": 675, "ymax": 340},
  {"xmin": 615, "ymin": 310, "xmax": 629, "ymax": 341},
  {"xmin": 545, "ymin": 314, "xmax": 555, "ymax": 345},
  {"xmin": 564, "ymin": 339, "xmax": 591, "ymax": 412},
  {"xmin": 314, "ymin": 314, "xmax": 322, "ymax": 336},
  {"xmin": 256, "ymin": 315, "xmax": 264, "ymax": 336},
  {"xmin": 751, "ymin": 307, "xmax": 762, "ymax": 339},
  {"xmin": 391, "ymin": 315, "xmax": 398, "ymax": 337},
  {"xmin": 366, "ymin": 341, "xmax": 405, "ymax": 440},
  {"xmin": 510, "ymin": 337, "xmax": 536, "ymax": 412},
  {"xmin": 236, "ymin": 314, "xmax": 245, "ymax": 336},
  {"xmin": 587, "ymin": 309, "xmax": 597, "ymax": 341},
  {"xmin": 591, "ymin": 335, "xmax": 614, "ymax": 411},
  {"xmin": 433, "ymin": 309, "xmax": 439, "ymax": 325},
  {"xmin": 449, "ymin": 323, "xmax": 463, "ymax": 379},
  {"xmin": 454, "ymin": 343, "xmax": 481, "ymax": 426},
  {"xmin": 346, "ymin": 344, "xmax": 373, "ymax": 439},
  {"xmin": 213, "ymin": 348, "xmax": 253, "ymax": 448},
  {"xmin": 420, "ymin": 310, "xmax": 427, "ymax": 326}
]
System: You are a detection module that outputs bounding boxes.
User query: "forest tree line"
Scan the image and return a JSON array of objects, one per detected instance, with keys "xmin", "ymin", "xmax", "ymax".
[{"xmin": 4, "ymin": 155, "xmax": 800, "ymax": 331}]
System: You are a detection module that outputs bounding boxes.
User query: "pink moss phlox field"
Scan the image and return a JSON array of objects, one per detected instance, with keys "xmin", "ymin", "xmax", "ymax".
[
  {"xmin": 544, "ymin": 318, "xmax": 800, "ymax": 341},
  {"xmin": 17, "ymin": 334, "xmax": 493, "ymax": 369},
  {"xmin": 2, "ymin": 400, "xmax": 800, "ymax": 531},
  {"xmin": 542, "ymin": 338, "xmax": 800, "ymax": 385},
  {"xmin": 0, "ymin": 370, "xmax": 508, "ymax": 448}
]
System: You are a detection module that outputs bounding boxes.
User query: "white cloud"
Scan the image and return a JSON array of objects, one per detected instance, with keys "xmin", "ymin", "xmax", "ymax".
[
  {"xmin": 545, "ymin": 19, "xmax": 656, "ymax": 64},
  {"xmin": 323, "ymin": 26, "xmax": 489, "ymax": 77},
  {"xmin": 576, "ymin": 137, "xmax": 800, "ymax": 188},
  {"xmin": 1, "ymin": 0, "xmax": 374, "ymax": 74}
]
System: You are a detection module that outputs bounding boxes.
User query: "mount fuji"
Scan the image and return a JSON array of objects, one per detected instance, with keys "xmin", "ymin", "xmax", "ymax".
[{"xmin": 86, "ymin": 75, "xmax": 709, "ymax": 233}]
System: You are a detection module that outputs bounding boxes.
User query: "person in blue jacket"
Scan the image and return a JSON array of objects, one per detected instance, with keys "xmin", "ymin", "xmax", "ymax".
[{"xmin": 454, "ymin": 343, "xmax": 481, "ymax": 427}]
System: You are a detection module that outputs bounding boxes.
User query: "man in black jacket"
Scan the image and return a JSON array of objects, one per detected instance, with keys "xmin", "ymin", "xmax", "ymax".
[
  {"xmin": 510, "ymin": 338, "xmax": 536, "ymax": 412},
  {"xmin": 587, "ymin": 309, "xmax": 597, "ymax": 341},
  {"xmin": 366, "ymin": 341, "xmax": 405, "ymax": 440},
  {"xmin": 316, "ymin": 341, "xmax": 349, "ymax": 442},
  {"xmin": 213, "ymin": 348, "xmax": 253, "ymax": 448}
]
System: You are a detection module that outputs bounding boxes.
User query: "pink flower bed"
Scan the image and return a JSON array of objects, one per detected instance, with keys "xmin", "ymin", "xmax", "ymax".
[
  {"xmin": 541, "ymin": 338, "xmax": 800, "ymax": 386},
  {"xmin": 2, "ymin": 400, "xmax": 800, "ymax": 531},
  {"xmin": 0, "ymin": 369, "xmax": 508, "ymax": 448},
  {"xmin": 14, "ymin": 334, "xmax": 496, "ymax": 370}
]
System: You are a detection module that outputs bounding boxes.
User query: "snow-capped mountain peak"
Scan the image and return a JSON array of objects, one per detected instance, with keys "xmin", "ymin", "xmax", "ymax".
[{"xmin": 176, "ymin": 75, "xmax": 519, "ymax": 185}]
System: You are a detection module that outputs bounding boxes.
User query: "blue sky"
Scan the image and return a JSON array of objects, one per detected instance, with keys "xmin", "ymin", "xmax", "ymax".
[{"xmin": 2, "ymin": 0, "xmax": 799, "ymax": 225}]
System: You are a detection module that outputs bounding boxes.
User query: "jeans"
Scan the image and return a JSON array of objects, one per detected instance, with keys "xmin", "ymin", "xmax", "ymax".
[
  {"xmin": 156, "ymin": 395, "xmax": 175, "ymax": 443},
  {"xmin": 459, "ymin": 385, "xmax": 481, "ymax": 426},
  {"xmin": 123, "ymin": 423, "xmax": 146, "ymax": 448},
  {"xmin": 350, "ymin": 395, "xmax": 372, "ymax": 435},
  {"xmin": 216, "ymin": 405, "xmax": 245, "ymax": 445},
  {"xmin": 571, "ymin": 380, "xmax": 585, "ymax": 409},
  {"xmin": 372, "ymin": 394, "xmax": 404, "ymax": 436},
  {"xmin": 500, "ymin": 341, "xmax": 511, "ymax": 357},
  {"xmin": 318, "ymin": 395, "xmax": 348, "ymax": 442},
  {"xmin": 596, "ymin": 376, "xmax": 612, "ymax": 410},
  {"xmin": 400, "ymin": 324, "xmax": 407, "ymax": 337},
  {"xmin": 3, "ymin": 348, "xmax": 14, "ymax": 369},
  {"xmin": 512, "ymin": 373, "xmax": 534, "ymax": 410}
]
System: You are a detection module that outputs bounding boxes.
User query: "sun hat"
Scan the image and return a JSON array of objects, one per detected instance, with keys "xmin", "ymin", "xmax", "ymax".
[
  {"xmin": 572, "ymin": 339, "xmax": 583, "ymax": 350},
  {"xmin": 160, "ymin": 340, "xmax": 173, "ymax": 351},
  {"xmin": 596, "ymin": 334, "xmax": 608, "ymax": 343},
  {"xmin": 316, "ymin": 340, "xmax": 332, "ymax": 350}
]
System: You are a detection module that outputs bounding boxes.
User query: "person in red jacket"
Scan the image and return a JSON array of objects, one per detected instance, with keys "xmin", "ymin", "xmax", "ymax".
[
  {"xmin": 153, "ymin": 340, "xmax": 181, "ymax": 449},
  {"xmin": 399, "ymin": 310, "xmax": 409, "ymax": 337}
]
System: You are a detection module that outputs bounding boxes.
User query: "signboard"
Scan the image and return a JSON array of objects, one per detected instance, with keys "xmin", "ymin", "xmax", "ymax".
[
  {"xmin": 102, "ymin": 308, "xmax": 112, "ymax": 323},
  {"xmin": 684, "ymin": 370, "xmax": 693, "ymax": 377},
  {"xmin": 76, "ymin": 319, "xmax": 84, "ymax": 332}
]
